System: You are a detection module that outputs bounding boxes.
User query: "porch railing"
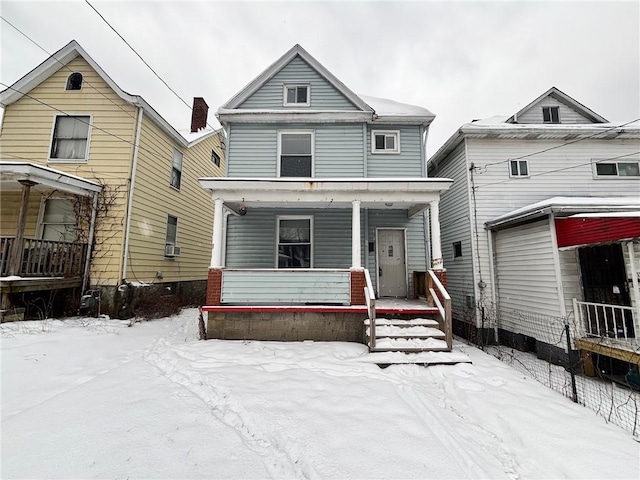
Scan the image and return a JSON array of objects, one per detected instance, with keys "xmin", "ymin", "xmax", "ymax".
[
  {"xmin": 0, "ymin": 237, "xmax": 88, "ymax": 278},
  {"xmin": 427, "ymin": 270, "xmax": 453, "ymax": 350},
  {"xmin": 364, "ymin": 268, "xmax": 376, "ymax": 350},
  {"xmin": 573, "ymin": 299, "xmax": 636, "ymax": 340}
]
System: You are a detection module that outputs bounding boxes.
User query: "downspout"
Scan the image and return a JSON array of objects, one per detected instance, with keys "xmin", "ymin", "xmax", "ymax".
[
  {"xmin": 486, "ymin": 228, "xmax": 498, "ymax": 340},
  {"xmin": 362, "ymin": 123, "xmax": 368, "ymax": 176},
  {"xmin": 224, "ymin": 124, "xmax": 231, "ymax": 176},
  {"xmin": 420, "ymin": 125, "xmax": 426, "ymax": 178},
  {"xmin": 421, "ymin": 124, "xmax": 430, "ymax": 269},
  {"xmin": 121, "ymin": 106, "xmax": 144, "ymax": 281},
  {"xmin": 82, "ymin": 190, "xmax": 100, "ymax": 293}
]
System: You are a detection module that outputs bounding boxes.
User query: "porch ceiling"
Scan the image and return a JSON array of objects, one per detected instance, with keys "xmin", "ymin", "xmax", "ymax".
[
  {"xmin": 199, "ymin": 177, "xmax": 453, "ymax": 212},
  {"xmin": 0, "ymin": 162, "xmax": 103, "ymax": 196}
]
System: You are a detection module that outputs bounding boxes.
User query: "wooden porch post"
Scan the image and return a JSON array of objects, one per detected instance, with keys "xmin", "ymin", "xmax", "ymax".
[{"xmin": 7, "ymin": 180, "xmax": 37, "ymax": 276}]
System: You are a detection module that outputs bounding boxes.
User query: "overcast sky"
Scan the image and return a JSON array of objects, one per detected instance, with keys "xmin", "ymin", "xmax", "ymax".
[{"xmin": 1, "ymin": 0, "xmax": 638, "ymax": 155}]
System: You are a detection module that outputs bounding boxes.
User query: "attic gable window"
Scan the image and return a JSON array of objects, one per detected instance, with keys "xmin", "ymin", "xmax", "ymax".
[
  {"xmin": 542, "ymin": 106, "xmax": 560, "ymax": 123},
  {"xmin": 372, "ymin": 130, "xmax": 400, "ymax": 154},
  {"xmin": 283, "ymin": 85, "xmax": 310, "ymax": 106},
  {"xmin": 65, "ymin": 72, "xmax": 83, "ymax": 91}
]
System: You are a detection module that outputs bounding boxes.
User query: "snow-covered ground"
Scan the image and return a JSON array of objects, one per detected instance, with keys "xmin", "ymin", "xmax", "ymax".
[{"xmin": 1, "ymin": 309, "xmax": 638, "ymax": 479}]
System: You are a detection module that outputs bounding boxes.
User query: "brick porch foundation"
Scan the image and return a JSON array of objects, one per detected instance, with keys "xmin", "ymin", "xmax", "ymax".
[{"xmin": 350, "ymin": 269, "xmax": 366, "ymax": 305}]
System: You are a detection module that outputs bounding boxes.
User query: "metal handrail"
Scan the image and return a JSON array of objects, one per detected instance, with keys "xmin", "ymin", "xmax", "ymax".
[{"xmin": 427, "ymin": 270, "xmax": 452, "ymax": 350}]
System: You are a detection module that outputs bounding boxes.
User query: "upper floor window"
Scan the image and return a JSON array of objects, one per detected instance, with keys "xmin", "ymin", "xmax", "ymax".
[
  {"xmin": 171, "ymin": 148, "xmax": 183, "ymax": 189},
  {"xmin": 65, "ymin": 72, "xmax": 83, "ymax": 91},
  {"xmin": 49, "ymin": 115, "xmax": 90, "ymax": 161},
  {"xmin": 283, "ymin": 85, "xmax": 310, "ymax": 106},
  {"xmin": 509, "ymin": 159, "xmax": 529, "ymax": 177},
  {"xmin": 372, "ymin": 130, "xmax": 400, "ymax": 154},
  {"xmin": 542, "ymin": 106, "xmax": 560, "ymax": 123},
  {"xmin": 595, "ymin": 161, "xmax": 640, "ymax": 178},
  {"xmin": 278, "ymin": 131, "xmax": 313, "ymax": 177},
  {"xmin": 277, "ymin": 216, "xmax": 312, "ymax": 268},
  {"xmin": 164, "ymin": 214, "xmax": 181, "ymax": 257},
  {"xmin": 211, "ymin": 149, "xmax": 221, "ymax": 167},
  {"xmin": 453, "ymin": 241, "xmax": 462, "ymax": 259}
]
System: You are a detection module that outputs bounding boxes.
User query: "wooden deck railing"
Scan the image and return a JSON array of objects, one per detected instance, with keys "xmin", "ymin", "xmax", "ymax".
[
  {"xmin": 0, "ymin": 237, "xmax": 88, "ymax": 278},
  {"xmin": 573, "ymin": 299, "xmax": 636, "ymax": 340},
  {"xmin": 427, "ymin": 270, "xmax": 453, "ymax": 350}
]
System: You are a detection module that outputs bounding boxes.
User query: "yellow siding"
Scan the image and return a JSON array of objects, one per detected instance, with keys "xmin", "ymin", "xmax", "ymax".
[
  {"xmin": 126, "ymin": 116, "xmax": 224, "ymax": 283},
  {"xmin": 0, "ymin": 192, "xmax": 41, "ymax": 237},
  {"xmin": 0, "ymin": 57, "xmax": 137, "ymax": 285}
]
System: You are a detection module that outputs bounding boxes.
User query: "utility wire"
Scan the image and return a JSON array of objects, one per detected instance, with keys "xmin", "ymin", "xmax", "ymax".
[
  {"xmin": 0, "ymin": 15, "xmax": 136, "ymax": 121},
  {"xmin": 474, "ymin": 151, "xmax": 640, "ymax": 190},
  {"xmin": 0, "ymin": 81, "xmax": 216, "ymax": 169},
  {"xmin": 478, "ymin": 118, "xmax": 640, "ymax": 169}
]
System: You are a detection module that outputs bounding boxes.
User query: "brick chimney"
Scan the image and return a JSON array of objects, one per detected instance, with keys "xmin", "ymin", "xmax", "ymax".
[{"xmin": 191, "ymin": 97, "xmax": 209, "ymax": 132}]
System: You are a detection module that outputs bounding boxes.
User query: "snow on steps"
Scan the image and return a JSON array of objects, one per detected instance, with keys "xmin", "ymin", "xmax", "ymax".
[
  {"xmin": 359, "ymin": 350, "xmax": 471, "ymax": 366},
  {"xmin": 366, "ymin": 325, "xmax": 445, "ymax": 339},
  {"xmin": 364, "ymin": 317, "xmax": 439, "ymax": 327}
]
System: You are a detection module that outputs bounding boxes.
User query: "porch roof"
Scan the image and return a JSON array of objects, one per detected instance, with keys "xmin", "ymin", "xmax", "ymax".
[
  {"xmin": 0, "ymin": 162, "xmax": 103, "ymax": 196},
  {"xmin": 198, "ymin": 177, "xmax": 453, "ymax": 213}
]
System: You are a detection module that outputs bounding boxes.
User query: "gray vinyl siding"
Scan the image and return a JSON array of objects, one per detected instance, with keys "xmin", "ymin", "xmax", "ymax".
[
  {"xmin": 367, "ymin": 125, "xmax": 424, "ymax": 177},
  {"xmin": 517, "ymin": 97, "xmax": 593, "ymax": 124},
  {"xmin": 238, "ymin": 56, "xmax": 359, "ymax": 110},
  {"xmin": 367, "ymin": 209, "xmax": 427, "ymax": 296},
  {"xmin": 225, "ymin": 208, "xmax": 355, "ymax": 269},
  {"xmin": 221, "ymin": 270, "xmax": 351, "ymax": 305},
  {"xmin": 494, "ymin": 219, "xmax": 565, "ymax": 345},
  {"xmin": 227, "ymin": 123, "xmax": 364, "ymax": 178},
  {"xmin": 558, "ymin": 247, "xmax": 583, "ymax": 318},
  {"xmin": 430, "ymin": 142, "xmax": 476, "ymax": 321}
]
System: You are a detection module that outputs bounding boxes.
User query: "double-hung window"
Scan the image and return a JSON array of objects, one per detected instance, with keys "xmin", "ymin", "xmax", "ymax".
[
  {"xmin": 542, "ymin": 106, "xmax": 560, "ymax": 123},
  {"xmin": 371, "ymin": 130, "xmax": 400, "ymax": 154},
  {"xmin": 509, "ymin": 159, "xmax": 529, "ymax": 177},
  {"xmin": 211, "ymin": 149, "xmax": 221, "ymax": 167},
  {"xmin": 49, "ymin": 115, "xmax": 90, "ymax": 161},
  {"xmin": 170, "ymin": 148, "xmax": 183, "ymax": 189},
  {"xmin": 595, "ymin": 161, "xmax": 640, "ymax": 177},
  {"xmin": 278, "ymin": 131, "xmax": 313, "ymax": 177},
  {"xmin": 40, "ymin": 198, "xmax": 77, "ymax": 242},
  {"xmin": 283, "ymin": 85, "xmax": 310, "ymax": 106},
  {"xmin": 277, "ymin": 216, "xmax": 312, "ymax": 268}
]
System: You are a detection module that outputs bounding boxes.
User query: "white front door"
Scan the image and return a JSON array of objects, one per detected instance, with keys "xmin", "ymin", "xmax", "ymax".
[{"xmin": 377, "ymin": 229, "xmax": 407, "ymax": 297}]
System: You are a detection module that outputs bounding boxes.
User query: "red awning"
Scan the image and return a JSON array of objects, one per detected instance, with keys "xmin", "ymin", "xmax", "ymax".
[{"xmin": 555, "ymin": 215, "xmax": 640, "ymax": 248}]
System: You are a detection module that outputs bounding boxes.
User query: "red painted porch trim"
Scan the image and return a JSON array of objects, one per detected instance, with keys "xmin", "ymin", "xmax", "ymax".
[
  {"xmin": 202, "ymin": 305, "xmax": 439, "ymax": 315},
  {"xmin": 555, "ymin": 217, "xmax": 640, "ymax": 248}
]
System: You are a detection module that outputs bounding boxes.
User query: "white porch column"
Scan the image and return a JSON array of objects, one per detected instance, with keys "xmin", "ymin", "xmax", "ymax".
[
  {"xmin": 352, "ymin": 200, "xmax": 361, "ymax": 268},
  {"xmin": 211, "ymin": 197, "xmax": 224, "ymax": 268},
  {"xmin": 430, "ymin": 200, "xmax": 443, "ymax": 269}
]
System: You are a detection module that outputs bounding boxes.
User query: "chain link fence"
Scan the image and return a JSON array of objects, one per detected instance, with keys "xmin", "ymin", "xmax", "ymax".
[{"xmin": 463, "ymin": 306, "xmax": 640, "ymax": 436}]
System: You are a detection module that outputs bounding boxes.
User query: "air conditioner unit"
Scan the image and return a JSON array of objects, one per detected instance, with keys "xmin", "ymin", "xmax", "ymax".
[{"xmin": 165, "ymin": 245, "xmax": 181, "ymax": 257}]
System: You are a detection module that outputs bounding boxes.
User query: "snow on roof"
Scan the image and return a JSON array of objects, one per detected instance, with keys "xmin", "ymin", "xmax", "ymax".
[
  {"xmin": 569, "ymin": 211, "xmax": 640, "ymax": 218},
  {"xmin": 359, "ymin": 94, "xmax": 434, "ymax": 117},
  {"xmin": 176, "ymin": 127, "xmax": 219, "ymax": 144},
  {"xmin": 487, "ymin": 196, "xmax": 640, "ymax": 229},
  {"xmin": 461, "ymin": 119, "xmax": 640, "ymax": 131}
]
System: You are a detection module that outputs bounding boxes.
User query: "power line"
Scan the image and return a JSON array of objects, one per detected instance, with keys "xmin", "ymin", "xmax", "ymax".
[
  {"xmin": 84, "ymin": 0, "xmax": 219, "ymax": 131},
  {"xmin": 0, "ymin": 81, "xmax": 217, "ymax": 170},
  {"xmin": 474, "ymin": 151, "xmax": 640, "ymax": 190},
  {"xmin": 0, "ymin": 15, "xmax": 136, "ymax": 121},
  {"xmin": 479, "ymin": 118, "xmax": 640, "ymax": 168}
]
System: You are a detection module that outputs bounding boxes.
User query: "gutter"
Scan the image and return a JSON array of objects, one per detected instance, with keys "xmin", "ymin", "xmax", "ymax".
[{"xmin": 121, "ymin": 106, "xmax": 144, "ymax": 281}]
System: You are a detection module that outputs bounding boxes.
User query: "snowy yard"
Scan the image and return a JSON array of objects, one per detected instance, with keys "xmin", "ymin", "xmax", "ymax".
[{"xmin": 1, "ymin": 309, "xmax": 638, "ymax": 479}]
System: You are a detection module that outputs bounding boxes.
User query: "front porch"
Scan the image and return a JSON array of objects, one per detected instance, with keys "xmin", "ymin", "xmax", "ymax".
[{"xmin": 0, "ymin": 162, "xmax": 102, "ymax": 316}]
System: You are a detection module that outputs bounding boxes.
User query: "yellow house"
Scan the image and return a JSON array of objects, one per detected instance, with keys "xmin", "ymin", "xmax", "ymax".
[{"xmin": 0, "ymin": 40, "xmax": 225, "ymax": 319}]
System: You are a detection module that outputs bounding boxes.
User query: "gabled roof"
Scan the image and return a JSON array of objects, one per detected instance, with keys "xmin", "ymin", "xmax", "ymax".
[
  {"xmin": 221, "ymin": 44, "xmax": 373, "ymax": 112},
  {"xmin": 0, "ymin": 40, "xmax": 208, "ymax": 148},
  {"xmin": 507, "ymin": 86, "xmax": 608, "ymax": 124}
]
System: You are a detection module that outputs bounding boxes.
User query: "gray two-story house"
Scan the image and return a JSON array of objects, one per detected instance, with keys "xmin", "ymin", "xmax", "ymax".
[
  {"xmin": 199, "ymin": 45, "xmax": 455, "ymax": 348},
  {"xmin": 428, "ymin": 87, "xmax": 640, "ymax": 371}
]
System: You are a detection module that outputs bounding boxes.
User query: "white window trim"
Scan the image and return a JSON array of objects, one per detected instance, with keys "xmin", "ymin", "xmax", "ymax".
[
  {"xmin": 593, "ymin": 158, "xmax": 640, "ymax": 179},
  {"xmin": 542, "ymin": 106, "xmax": 560, "ymax": 124},
  {"xmin": 164, "ymin": 213, "xmax": 179, "ymax": 258},
  {"xmin": 170, "ymin": 147, "xmax": 183, "ymax": 191},
  {"xmin": 36, "ymin": 196, "xmax": 77, "ymax": 242},
  {"xmin": 47, "ymin": 113, "xmax": 93, "ymax": 163},
  {"xmin": 275, "ymin": 215, "xmax": 314, "ymax": 268},
  {"xmin": 371, "ymin": 130, "xmax": 400, "ymax": 154},
  {"xmin": 508, "ymin": 159, "xmax": 529, "ymax": 178},
  {"xmin": 283, "ymin": 84, "xmax": 311, "ymax": 107},
  {"xmin": 64, "ymin": 72, "xmax": 84, "ymax": 92},
  {"xmin": 276, "ymin": 130, "xmax": 315, "ymax": 178}
]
